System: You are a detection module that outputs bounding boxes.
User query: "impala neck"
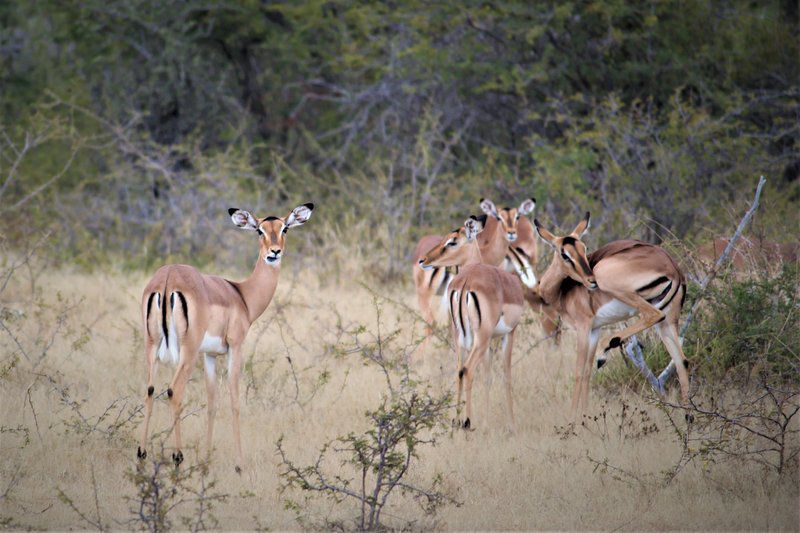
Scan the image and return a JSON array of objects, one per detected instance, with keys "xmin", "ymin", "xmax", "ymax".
[
  {"xmin": 538, "ymin": 253, "xmax": 568, "ymax": 308},
  {"xmin": 477, "ymin": 216, "xmax": 507, "ymax": 265},
  {"xmin": 237, "ymin": 257, "xmax": 280, "ymax": 324},
  {"xmin": 462, "ymin": 241, "xmax": 484, "ymax": 267}
]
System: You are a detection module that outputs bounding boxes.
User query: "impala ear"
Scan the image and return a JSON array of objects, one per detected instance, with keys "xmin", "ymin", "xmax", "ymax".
[
  {"xmin": 464, "ymin": 215, "xmax": 486, "ymax": 241},
  {"xmin": 479, "ymin": 198, "xmax": 499, "ymax": 219},
  {"xmin": 534, "ymin": 218, "xmax": 557, "ymax": 248},
  {"xmin": 285, "ymin": 202, "xmax": 315, "ymax": 228},
  {"xmin": 571, "ymin": 211, "xmax": 591, "ymax": 238},
  {"xmin": 518, "ymin": 198, "xmax": 536, "ymax": 216},
  {"xmin": 229, "ymin": 208, "xmax": 258, "ymax": 230}
]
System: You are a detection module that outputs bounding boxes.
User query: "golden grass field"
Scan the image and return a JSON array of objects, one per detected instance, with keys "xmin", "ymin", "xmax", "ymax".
[{"xmin": 1, "ymin": 261, "xmax": 798, "ymax": 530}]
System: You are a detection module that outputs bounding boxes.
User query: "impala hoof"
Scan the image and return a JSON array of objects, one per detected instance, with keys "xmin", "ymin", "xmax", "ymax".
[
  {"xmin": 137, "ymin": 447, "xmax": 147, "ymax": 460},
  {"xmin": 235, "ymin": 465, "xmax": 242, "ymax": 475},
  {"xmin": 172, "ymin": 450, "xmax": 184, "ymax": 466},
  {"xmin": 597, "ymin": 358, "xmax": 607, "ymax": 369},
  {"xmin": 685, "ymin": 412, "xmax": 695, "ymax": 424},
  {"xmin": 463, "ymin": 418, "xmax": 471, "ymax": 430}
]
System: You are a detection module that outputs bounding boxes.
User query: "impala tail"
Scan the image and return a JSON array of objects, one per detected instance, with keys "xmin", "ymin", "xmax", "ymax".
[
  {"xmin": 144, "ymin": 287, "xmax": 189, "ymax": 365},
  {"xmin": 449, "ymin": 286, "xmax": 483, "ymax": 352}
]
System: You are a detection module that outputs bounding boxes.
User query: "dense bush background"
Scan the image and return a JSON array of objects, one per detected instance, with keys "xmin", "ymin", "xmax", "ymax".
[{"xmin": 1, "ymin": 0, "xmax": 798, "ymax": 274}]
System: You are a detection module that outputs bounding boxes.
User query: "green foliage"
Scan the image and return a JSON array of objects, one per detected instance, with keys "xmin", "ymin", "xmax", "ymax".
[
  {"xmin": 596, "ymin": 261, "xmax": 798, "ymax": 392},
  {"xmin": 0, "ymin": 0, "xmax": 797, "ymax": 271},
  {"xmin": 688, "ymin": 263, "xmax": 799, "ymax": 380}
]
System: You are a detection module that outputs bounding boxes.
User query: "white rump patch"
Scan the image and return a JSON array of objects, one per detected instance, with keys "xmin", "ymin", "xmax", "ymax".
[{"xmin": 592, "ymin": 299, "xmax": 637, "ymax": 329}]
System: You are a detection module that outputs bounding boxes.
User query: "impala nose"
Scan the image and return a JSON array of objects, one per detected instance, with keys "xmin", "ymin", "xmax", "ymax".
[
  {"xmin": 588, "ymin": 280, "xmax": 599, "ymax": 291},
  {"xmin": 506, "ymin": 232, "xmax": 517, "ymax": 242},
  {"xmin": 418, "ymin": 258, "xmax": 433, "ymax": 271}
]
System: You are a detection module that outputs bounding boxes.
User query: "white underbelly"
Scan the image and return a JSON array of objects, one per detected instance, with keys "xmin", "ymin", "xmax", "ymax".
[
  {"xmin": 493, "ymin": 316, "xmax": 515, "ymax": 336},
  {"xmin": 199, "ymin": 332, "xmax": 227, "ymax": 355},
  {"xmin": 592, "ymin": 300, "xmax": 637, "ymax": 328}
]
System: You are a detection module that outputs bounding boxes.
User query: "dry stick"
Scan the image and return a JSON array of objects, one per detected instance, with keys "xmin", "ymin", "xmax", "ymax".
[{"xmin": 656, "ymin": 175, "xmax": 766, "ymax": 388}]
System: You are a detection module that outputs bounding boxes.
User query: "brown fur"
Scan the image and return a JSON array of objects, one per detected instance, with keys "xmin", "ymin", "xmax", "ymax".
[
  {"xmin": 138, "ymin": 206, "xmax": 312, "ymax": 471},
  {"xmin": 535, "ymin": 216, "xmax": 690, "ymax": 418}
]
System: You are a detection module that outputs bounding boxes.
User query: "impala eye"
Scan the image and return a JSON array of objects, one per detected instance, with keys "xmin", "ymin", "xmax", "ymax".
[
  {"xmin": 446, "ymin": 240, "xmax": 457, "ymax": 247},
  {"xmin": 561, "ymin": 252, "xmax": 573, "ymax": 264}
]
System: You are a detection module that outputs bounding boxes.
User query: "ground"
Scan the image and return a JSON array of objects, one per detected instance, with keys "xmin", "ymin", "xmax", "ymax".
[{"xmin": 0, "ymin": 265, "xmax": 797, "ymax": 530}]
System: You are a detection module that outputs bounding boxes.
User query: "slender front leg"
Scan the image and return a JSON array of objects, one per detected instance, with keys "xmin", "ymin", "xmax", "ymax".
[
  {"xmin": 228, "ymin": 345, "xmax": 244, "ymax": 473},
  {"xmin": 138, "ymin": 343, "xmax": 158, "ymax": 460},
  {"xmin": 482, "ymin": 342, "xmax": 496, "ymax": 425},
  {"xmin": 571, "ymin": 326, "xmax": 591, "ymax": 419},
  {"xmin": 203, "ymin": 354, "xmax": 218, "ymax": 458},
  {"xmin": 502, "ymin": 331, "xmax": 517, "ymax": 433},
  {"xmin": 579, "ymin": 329, "xmax": 600, "ymax": 412}
]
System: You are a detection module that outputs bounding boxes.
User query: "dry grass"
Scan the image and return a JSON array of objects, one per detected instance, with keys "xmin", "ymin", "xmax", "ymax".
[{"xmin": 1, "ymin": 260, "xmax": 798, "ymax": 530}]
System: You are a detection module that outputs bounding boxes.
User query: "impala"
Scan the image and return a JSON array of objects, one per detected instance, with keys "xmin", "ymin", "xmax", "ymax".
[
  {"xmin": 479, "ymin": 198, "xmax": 538, "ymax": 288},
  {"xmin": 137, "ymin": 203, "xmax": 314, "ymax": 472},
  {"xmin": 533, "ymin": 213, "xmax": 691, "ymax": 418},
  {"xmin": 412, "ymin": 201, "xmax": 508, "ymax": 343},
  {"xmin": 481, "ymin": 197, "xmax": 560, "ymax": 340},
  {"xmin": 420, "ymin": 215, "xmax": 524, "ymax": 431}
]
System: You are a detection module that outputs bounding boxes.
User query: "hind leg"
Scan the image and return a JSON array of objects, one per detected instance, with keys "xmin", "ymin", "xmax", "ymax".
[
  {"xmin": 502, "ymin": 331, "xmax": 517, "ymax": 433},
  {"xmin": 138, "ymin": 341, "xmax": 158, "ymax": 460},
  {"xmin": 657, "ymin": 321, "xmax": 692, "ymax": 419},
  {"xmin": 482, "ymin": 341, "xmax": 495, "ymax": 425},
  {"xmin": 460, "ymin": 337, "xmax": 491, "ymax": 430},
  {"xmin": 414, "ymin": 267, "xmax": 437, "ymax": 358},
  {"xmin": 168, "ymin": 345, "xmax": 197, "ymax": 466}
]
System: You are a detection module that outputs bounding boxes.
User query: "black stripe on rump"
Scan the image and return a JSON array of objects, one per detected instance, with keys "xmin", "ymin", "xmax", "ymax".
[
  {"xmin": 449, "ymin": 290, "xmax": 458, "ymax": 329},
  {"xmin": 470, "ymin": 291, "xmax": 481, "ymax": 326},
  {"xmin": 176, "ymin": 291, "xmax": 189, "ymax": 331},
  {"xmin": 637, "ymin": 276, "xmax": 670, "ymax": 293},
  {"xmin": 145, "ymin": 292, "xmax": 156, "ymax": 336}
]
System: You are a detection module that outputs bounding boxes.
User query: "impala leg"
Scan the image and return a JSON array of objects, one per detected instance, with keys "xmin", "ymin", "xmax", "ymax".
[
  {"xmin": 579, "ymin": 329, "xmax": 601, "ymax": 412},
  {"xmin": 228, "ymin": 346, "xmax": 244, "ymax": 473},
  {"xmin": 461, "ymin": 337, "xmax": 490, "ymax": 430},
  {"xmin": 597, "ymin": 292, "xmax": 665, "ymax": 361},
  {"xmin": 168, "ymin": 353, "xmax": 194, "ymax": 467},
  {"xmin": 571, "ymin": 327, "xmax": 591, "ymax": 419},
  {"xmin": 203, "ymin": 354, "xmax": 218, "ymax": 458},
  {"xmin": 502, "ymin": 331, "xmax": 516, "ymax": 433},
  {"xmin": 657, "ymin": 322, "xmax": 693, "ymax": 421},
  {"xmin": 138, "ymin": 342, "xmax": 158, "ymax": 460},
  {"xmin": 482, "ymin": 341, "xmax": 495, "ymax": 425},
  {"xmin": 414, "ymin": 268, "xmax": 436, "ymax": 357}
]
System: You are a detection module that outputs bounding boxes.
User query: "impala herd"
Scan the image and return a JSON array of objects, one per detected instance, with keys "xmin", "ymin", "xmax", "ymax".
[{"xmin": 137, "ymin": 199, "xmax": 692, "ymax": 472}]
